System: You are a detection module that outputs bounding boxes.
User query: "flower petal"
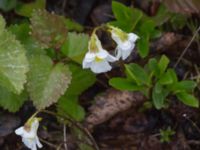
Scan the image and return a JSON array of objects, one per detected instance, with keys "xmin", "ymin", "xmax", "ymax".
[
  {"xmin": 128, "ymin": 33, "xmax": 139, "ymax": 42},
  {"xmin": 90, "ymin": 60, "xmax": 112, "ymax": 73},
  {"xmin": 106, "ymin": 54, "xmax": 118, "ymax": 62},
  {"xmin": 84, "ymin": 52, "xmax": 95, "ymax": 62},
  {"xmin": 15, "ymin": 127, "xmax": 24, "ymax": 135},
  {"xmin": 36, "ymin": 136, "xmax": 43, "ymax": 148},
  {"xmin": 82, "ymin": 60, "xmax": 92, "ymax": 69},
  {"xmin": 96, "ymin": 50, "xmax": 108, "ymax": 59}
]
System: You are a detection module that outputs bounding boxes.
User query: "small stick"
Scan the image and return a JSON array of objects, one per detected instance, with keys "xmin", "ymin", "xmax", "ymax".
[{"xmin": 174, "ymin": 26, "xmax": 200, "ymax": 68}]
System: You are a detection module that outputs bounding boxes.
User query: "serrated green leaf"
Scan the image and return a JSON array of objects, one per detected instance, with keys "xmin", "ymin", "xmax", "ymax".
[
  {"xmin": 61, "ymin": 32, "xmax": 89, "ymax": 64},
  {"xmin": 30, "ymin": 9, "xmax": 67, "ymax": 49},
  {"xmin": 0, "ymin": 16, "xmax": 29, "ymax": 94},
  {"xmin": 57, "ymin": 64, "xmax": 95, "ymax": 121},
  {"xmin": 158, "ymin": 55, "xmax": 169, "ymax": 75},
  {"xmin": 109, "ymin": 77, "xmax": 142, "ymax": 91},
  {"xmin": 176, "ymin": 92, "xmax": 199, "ymax": 107},
  {"xmin": 0, "ymin": 0, "xmax": 17, "ymax": 12},
  {"xmin": 27, "ymin": 55, "xmax": 71, "ymax": 109},
  {"xmin": 8, "ymin": 23, "xmax": 46, "ymax": 56},
  {"xmin": 0, "ymin": 86, "xmax": 27, "ymax": 112},
  {"xmin": 125, "ymin": 63, "xmax": 150, "ymax": 86},
  {"xmin": 15, "ymin": 0, "xmax": 46, "ymax": 17}
]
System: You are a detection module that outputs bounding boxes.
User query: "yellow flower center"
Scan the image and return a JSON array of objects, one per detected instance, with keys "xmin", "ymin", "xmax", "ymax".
[{"xmin": 95, "ymin": 56, "xmax": 103, "ymax": 62}]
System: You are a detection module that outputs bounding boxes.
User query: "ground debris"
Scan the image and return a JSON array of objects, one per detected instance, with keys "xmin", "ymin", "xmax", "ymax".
[{"xmin": 85, "ymin": 89, "xmax": 145, "ymax": 130}]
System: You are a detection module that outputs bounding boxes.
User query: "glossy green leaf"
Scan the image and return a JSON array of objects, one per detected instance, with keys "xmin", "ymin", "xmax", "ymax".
[
  {"xmin": 167, "ymin": 69, "xmax": 178, "ymax": 83},
  {"xmin": 159, "ymin": 70, "xmax": 173, "ymax": 85},
  {"xmin": 0, "ymin": 86, "xmax": 27, "ymax": 112},
  {"xmin": 15, "ymin": 0, "xmax": 46, "ymax": 17},
  {"xmin": 27, "ymin": 55, "xmax": 72, "ymax": 109},
  {"xmin": 111, "ymin": 1, "xmax": 143, "ymax": 32},
  {"xmin": 148, "ymin": 58, "xmax": 160, "ymax": 77},
  {"xmin": 176, "ymin": 92, "xmax": 199, "ymax": 107},
  {"xmin": 109, "ymin": 77, "xmax": 142, "ymax": 91},
  {"xmin": 152, "ymin": 83, "xmax": 168, "ymax": 109},
  {"xmin": 61, "ymin": 32, "xmax": 89, "ymax": 64},
  {"xmin": 0, "ymin": 16, "xmax": 29, "ymax": 94},
  {"xmin": 64, "ymin": 19, "xmax": 84, "ymax": 32},
  {"xmin": 57, "ymin": 96, "xmax": 85, "ymax": 121},
  {"xmin": 171, "ymin": 80, "xmax": 197, "ymax": 93},
  {"xmin": 158, "ymin": 55, "xmax": 169, "ymax": 75},
  {"xmin": 125, "ymin": 63, "xmax": 150, "ymax": 86},
  {"xmin": 57, "ymin": 64, "xmax": 95, "ymax": 121},
  {"xmin": 137, "ymin": 36, "xmax": 149, "ymax": 58}
]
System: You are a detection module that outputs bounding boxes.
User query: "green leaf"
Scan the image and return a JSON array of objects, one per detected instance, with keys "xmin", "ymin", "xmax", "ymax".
[
  {"xmin": 0, "ymin": 0, "xmax": 17, "ymax": 12},
  {"xmin": 111, "ymin": 1, "xmax": 143, "ymax": 32},
  {"xmin": 109, "ymin": 77, "xmax": 142, "ymax": 91},
  {"xmin": 148, "ymin": 58, "xmax": 160, "ymax": 77},
  {"xmin": 15, "ymin": 0, "xmax": 46, "ymax": 17},
  {"xmin": 125, "ymin": 63, "xmax": 150, "ymax": 86},
  {"xmin": 30, "ymin": 9, "xmax": 67, "ymax": 49},
  {"xmin": 57, "ymin": 64, "xmax": 95, "ymax": 121},
  {"xmin": 137, "ymin": 36, "xmax": 149, "ymax": 58},
  {"xmin": 171, "ymin": 80, "xmax": 197, "ymax": 93},
  {"xmin": 0, "ymin": 16, "xmax": 29, "ymax": 94},
  {"xmin": 167, "ymin": 69, "xmax": 178, "ymax": 83},
  {"xmin": 176, "ymin": 92, "xmax": 199, "ymax": 107},
  {"xmin": 159, "ymin": 70, "xmax": 173, "ymax": 85},
  {"xmin": 0, "ymin": 86, "xmax": 27, "ymax": 112},
  {"xmin": 152, "ymin": 83, "xmax": 168, "ymax": 109},
  {"xmin": 158, "ymin": 55, "xmax": 169, "ymax": 75},
  {"xmin": 61, "ymin": 32, "xmax": 89, "ymax": 64},
  {"xmin": 57, "ymin": 95, "xmax": 85, "ymax": 121},
  {"xmin": 8, "ymin": 23, "xmax": 46, "ymax": 56},
  {"xmin": 27, "ymin": 55, "xmax": 72, "ymax": 109},
  {"xmin": 64, "ymin": 19, "xmax": 84, "ymax": 32}
]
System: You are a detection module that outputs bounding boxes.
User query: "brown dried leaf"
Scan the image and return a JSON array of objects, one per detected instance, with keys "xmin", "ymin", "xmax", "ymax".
[
  {"xmin": 30, "ymin": 9, "xmax": 67, "ymax": 49},
  {"xmin": 85, "ymin": 89, "xmax": 145, "ymax": 129},
  {"xmin": 162, "ymin": 0, "xmax": 200, "ymax": 14}
]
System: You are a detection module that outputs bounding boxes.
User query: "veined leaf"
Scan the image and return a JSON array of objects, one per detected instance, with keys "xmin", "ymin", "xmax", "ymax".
[
  {"xmin": 30, "ymin": 9, "xmax": 67, "ymax": 49},
  {"xmin": 0, "ymin": 15, "xmax": 29, "ymax": 94},
  {"xmin": 61, "ymin": 32, "xmax": 89, "ymax": 64},
  {"xmin": 27, "ymin": 55, "xmax": 71, "ymax": 109},
  {"xmin": 0, "ymin": 86, "xmax": 27, "ymax": 112}
]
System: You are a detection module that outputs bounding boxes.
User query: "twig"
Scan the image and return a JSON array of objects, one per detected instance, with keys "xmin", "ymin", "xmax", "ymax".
[
  {"xmin": 40, "ymin": 110, "xmax": 100, "ymax": 150},
  {"xmin": 63, "ymin": 125, "xmax": 68, "ymax": 150},
  {"xmin": 174, "ymin": 26, "xmax": 200, "ymax": 68},
  {"xmin": 40, "ymin": 138, "xmax": 58, "ymax": 149}
]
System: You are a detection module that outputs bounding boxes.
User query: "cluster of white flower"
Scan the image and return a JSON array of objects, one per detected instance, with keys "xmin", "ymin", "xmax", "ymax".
[
  {"xmin": 82, "ymin": 26, "xmax": 139, "ymax": 73},
  {"xmin": 15, "ymin": 117, "xmax": 42, "ymax": 150}
]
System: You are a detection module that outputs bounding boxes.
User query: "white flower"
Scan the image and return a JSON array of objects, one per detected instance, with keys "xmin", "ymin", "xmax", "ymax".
[
  {"xmin": 15, "ymin": 117, "xmax": 42, "ymax": 150},
  {"xmin": 109, "ymin": 26, "xmax": 139, "ymax": 60},
  {"xmin": 82, "ymin": 34, "xmax": 117, "ymax": 73}
]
